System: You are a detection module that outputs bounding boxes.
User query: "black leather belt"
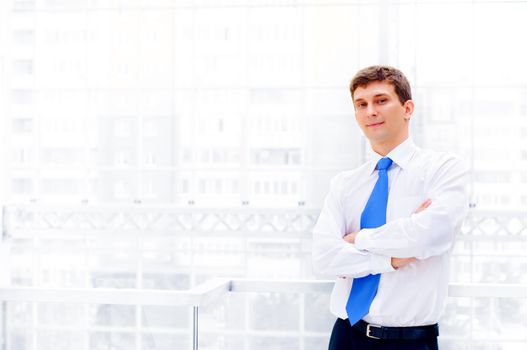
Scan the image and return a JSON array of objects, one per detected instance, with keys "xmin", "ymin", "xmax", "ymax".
[{"xmin": 352, "ymin": 320, "xmax": 439, "ymax": 340}]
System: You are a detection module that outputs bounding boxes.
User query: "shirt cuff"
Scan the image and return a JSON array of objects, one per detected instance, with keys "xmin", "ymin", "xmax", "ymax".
[
  {"xmin": 370, "ymin": 254, "xmax": 395, "ymax": 273},
  {"xmin": 357, "ymin": 229, "xmax": 395, "ymax": 273},
  {"xmin": 354, "ymin": 228, "xmax": 374, "ymax": 250}
]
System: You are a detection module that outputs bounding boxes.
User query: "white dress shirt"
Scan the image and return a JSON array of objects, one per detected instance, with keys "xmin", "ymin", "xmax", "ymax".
[{"xmin": 312, "ymin": 137, "xmax": 469, "ymax": 327}]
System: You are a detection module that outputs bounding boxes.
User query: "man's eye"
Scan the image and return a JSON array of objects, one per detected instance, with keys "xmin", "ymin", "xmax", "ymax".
[
  {"xmin": 377, "ymin": 99, "xmax": 387, "ymax": 104},
  {"xmin": 357, "ymin": 103, "xmax": 367, "ymax": 108}
]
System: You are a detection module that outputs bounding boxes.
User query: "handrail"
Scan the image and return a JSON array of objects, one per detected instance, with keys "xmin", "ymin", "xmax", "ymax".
[
  {"xmin": 447, "ymin": 282, "xmax": 527, "ymax": 298},
  {"xmin": 0, "ymin": 278, "xmax": 231, "ymax": 306},
  {"xmin": 230, "ymin": 279, "xmax": 527, "ymax": 298}
]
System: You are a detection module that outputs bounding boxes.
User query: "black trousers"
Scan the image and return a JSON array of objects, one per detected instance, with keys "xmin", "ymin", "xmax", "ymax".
[{"xmin": 328, "ymin": 318, "xmax": 439, "ymax": 350}]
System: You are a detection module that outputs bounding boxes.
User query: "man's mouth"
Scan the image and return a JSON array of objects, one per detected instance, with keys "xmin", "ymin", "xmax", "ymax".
[{"xmin": 367, "ymin": 122, "xmax": 384, "ymax": 127}]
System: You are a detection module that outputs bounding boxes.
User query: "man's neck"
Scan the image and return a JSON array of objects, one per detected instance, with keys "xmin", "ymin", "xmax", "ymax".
[{"xmin": 371, "ymin": 135, "xmax": 409, "ymax": 156}]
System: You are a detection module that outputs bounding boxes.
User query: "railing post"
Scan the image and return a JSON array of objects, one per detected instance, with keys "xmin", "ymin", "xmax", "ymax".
[
  {"xmin": 1, "ymin": 301, "xmax": 5, "ymax": 350},
  {"xmin": 192, "ymin": 306, "xmax": 199, "ymax": 350}
]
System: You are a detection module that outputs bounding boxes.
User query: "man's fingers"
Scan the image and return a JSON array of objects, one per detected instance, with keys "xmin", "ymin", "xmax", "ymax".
[
  {"xmin": 343, "ymin": 232, "xmax": 358, "ymax": 244},
  {"xmin": 391, "ymin": 257, "xmax": 417, "ymax": 269},
  {"xmin": 415, "ymin": 198, "xmax": 432, "ymax": 213}
]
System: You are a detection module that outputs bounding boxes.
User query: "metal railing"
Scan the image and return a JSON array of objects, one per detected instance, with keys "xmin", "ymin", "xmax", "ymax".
[
  {"xmin": 1, "ymin": 279, "xmax": 527, "ymax": 350},
  {"xmin": 3, "ymin": 205, "xmax": 527, "ymax": 349}
]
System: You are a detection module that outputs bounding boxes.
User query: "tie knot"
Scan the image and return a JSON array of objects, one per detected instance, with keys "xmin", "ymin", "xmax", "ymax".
[{"xmin": 377, "ymin": 157, "xmax": 393, "ymax": 171}]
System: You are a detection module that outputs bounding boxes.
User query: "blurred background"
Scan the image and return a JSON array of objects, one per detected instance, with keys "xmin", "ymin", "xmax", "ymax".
[{"xmin": 0, "ymin": 0, "xmax": 526, "ymax": 349}]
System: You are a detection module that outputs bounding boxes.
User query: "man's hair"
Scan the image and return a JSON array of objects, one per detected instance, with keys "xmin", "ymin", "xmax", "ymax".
[{"xmin": 350, "ymin": 65, "xmax": 412, "ymax": 105}]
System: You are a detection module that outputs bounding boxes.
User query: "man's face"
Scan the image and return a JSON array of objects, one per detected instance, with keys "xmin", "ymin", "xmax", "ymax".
[{"xmin": 353, "ymin": 81, "xmax": 413, "ymax": 147}]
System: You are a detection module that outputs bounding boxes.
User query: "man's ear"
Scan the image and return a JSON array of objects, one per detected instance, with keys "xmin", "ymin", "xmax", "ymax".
[{"xmin": 403, "ymin": 100, "xmax": 414, "ymax": 121}]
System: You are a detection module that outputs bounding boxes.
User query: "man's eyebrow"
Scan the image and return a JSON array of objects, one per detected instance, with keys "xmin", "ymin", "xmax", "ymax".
[{"xmin": 354, "ymin": 93, "xmax": 389, "ymax": 102}]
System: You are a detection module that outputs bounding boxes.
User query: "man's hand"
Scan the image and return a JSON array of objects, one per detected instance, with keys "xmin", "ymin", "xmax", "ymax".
[
  {"xmin": 391, "ymin": 257, "xmax": 416, "ymax": 269},
  {"xmin": 343, "ymin": 232, "xmax": 358, "ymax": 244},
  {"xmin": 415, "ymin": 198, "xmax": 432, "ymax": 213}
]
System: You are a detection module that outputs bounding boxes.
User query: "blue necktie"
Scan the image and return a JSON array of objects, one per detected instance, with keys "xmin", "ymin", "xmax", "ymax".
[{"xmin": 346, "ymin": 157, "xmax": 393, "ymax": 326}]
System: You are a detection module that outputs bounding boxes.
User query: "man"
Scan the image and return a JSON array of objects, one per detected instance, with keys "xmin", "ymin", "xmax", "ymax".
[{"xmin": 312, "ymin": 65, "xmax": 468, "ymax": 349}]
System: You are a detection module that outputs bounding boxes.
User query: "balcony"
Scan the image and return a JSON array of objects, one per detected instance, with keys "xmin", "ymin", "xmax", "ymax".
[{"xmin": 1, "ymin": 205, "xmax": 527, "ymax": 349}]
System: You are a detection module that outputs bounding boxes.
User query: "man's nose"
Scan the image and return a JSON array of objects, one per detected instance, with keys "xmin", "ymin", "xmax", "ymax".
[{"xmin": 366, "ymin": 104, "xmax": 377, "ymax": 117}]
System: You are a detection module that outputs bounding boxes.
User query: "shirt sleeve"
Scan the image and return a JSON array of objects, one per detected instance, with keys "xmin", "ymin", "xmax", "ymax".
[
  {"xmin": 312, "ymin": 174, "xmax": 395, "ymax": 278},
  {"xmin": 355, "ymin": 155, "xmax": 469, "ymax": 259}
]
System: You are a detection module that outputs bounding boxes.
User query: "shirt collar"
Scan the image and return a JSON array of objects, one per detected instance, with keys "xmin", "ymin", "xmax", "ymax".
[{"xmin": 367, "ymin": 137, "xmax": 417, "ymax": 175}]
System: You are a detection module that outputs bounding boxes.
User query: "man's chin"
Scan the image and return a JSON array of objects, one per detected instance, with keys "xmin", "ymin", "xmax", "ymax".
[{"xmin": 365, "ymin": 133, "xmax": 388, "ymax": 143}]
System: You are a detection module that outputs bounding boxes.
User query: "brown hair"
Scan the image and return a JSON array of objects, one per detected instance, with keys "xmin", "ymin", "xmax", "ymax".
[{"xmin": 350, "ymin": 65, "xmax": 412, "ymax": 105}]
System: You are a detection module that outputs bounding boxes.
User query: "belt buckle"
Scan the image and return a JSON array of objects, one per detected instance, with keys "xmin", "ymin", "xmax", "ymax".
[{"xmin": 366, "ymin": 323, "xmax": 382, "ymax": 339}]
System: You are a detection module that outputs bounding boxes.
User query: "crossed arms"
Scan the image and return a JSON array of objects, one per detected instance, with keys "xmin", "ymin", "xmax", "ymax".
[
  {"xmin": 311, "ymin": 157, "xmax": 469, "ymax": 279},
  {"xmin": 343, "ymin": 199, "xmax": 431, "ymax": 269}
]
